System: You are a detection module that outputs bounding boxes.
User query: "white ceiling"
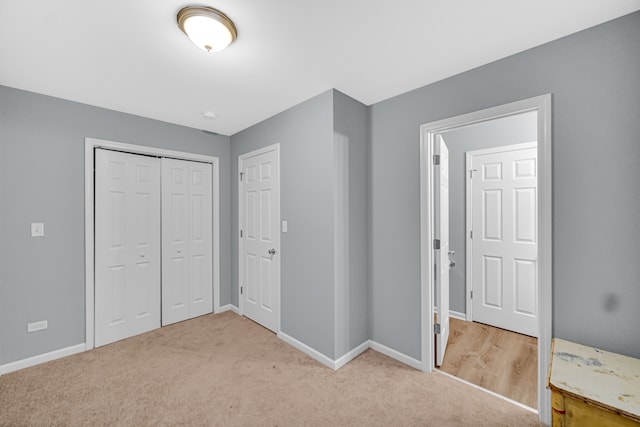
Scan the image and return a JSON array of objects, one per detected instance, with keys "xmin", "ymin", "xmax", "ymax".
[{"xmin": 1, "ymin": 1, "xmax": 638, "ymax": 136}]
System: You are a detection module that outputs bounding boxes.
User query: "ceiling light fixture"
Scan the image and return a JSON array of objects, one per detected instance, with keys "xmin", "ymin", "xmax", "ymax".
[{"xmin": 177, "ymin": 6, "xmax": 237, "ymax": 53}]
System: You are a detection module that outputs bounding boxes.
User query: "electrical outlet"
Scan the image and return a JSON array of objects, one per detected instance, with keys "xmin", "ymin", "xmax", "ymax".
[{"xmin": 27, "ymin": 320, "xmax": 48, "ymax": 332}]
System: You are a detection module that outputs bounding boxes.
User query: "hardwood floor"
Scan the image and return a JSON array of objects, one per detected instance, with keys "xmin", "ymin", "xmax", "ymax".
[{"xmin": 439, "ymin": 318, "xmax": 538, "ymax": 408}]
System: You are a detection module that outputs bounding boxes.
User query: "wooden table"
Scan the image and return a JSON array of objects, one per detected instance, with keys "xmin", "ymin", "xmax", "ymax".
[{"xmin": 548, "ymin": 338, "xmax": 640, "ymax": 426}]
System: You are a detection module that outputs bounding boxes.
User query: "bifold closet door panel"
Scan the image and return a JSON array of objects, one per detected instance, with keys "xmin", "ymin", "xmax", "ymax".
[
  {"xmin": 186, "ymin": 161, "xmax": 213, "ymax": 318},
  {"xmin": 162, "ymin": 158, "xmax": 213, "ymax": 326},
  {"xmin": 95, "ymin": 149, "xmax": 161, "ymax": 347},
  {"xmin": 162, "ymin": 158, "xmax": 190, "ymax": 325}
]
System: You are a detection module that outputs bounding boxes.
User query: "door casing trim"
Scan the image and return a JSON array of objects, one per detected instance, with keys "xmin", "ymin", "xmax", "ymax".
[
  {"xmin": 85, "ymin": 137, "xmax": 221, "ymax": 350},
  {"xmin": 418, "ymin": 94, "xmax": 552, "ymax": 424}
]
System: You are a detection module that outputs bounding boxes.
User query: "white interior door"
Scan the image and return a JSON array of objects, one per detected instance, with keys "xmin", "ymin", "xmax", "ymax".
[
  {"xmin": 239, "ymin": 145, "xmax": 280, "ymax": 332},
  {"xmin": 162, "ymin": 158, "xmax": 213, "ymax": 326},
  {"xmin": 435, "ymin": 135, "xmax": 451, "ymax": 366},
  {"xmin": 469, "ymin": 142, "xmax": 538, "ymax": 337},
  {"xmin": 95, "ymin": 149, "xmax": 161, "ymax": 347}
]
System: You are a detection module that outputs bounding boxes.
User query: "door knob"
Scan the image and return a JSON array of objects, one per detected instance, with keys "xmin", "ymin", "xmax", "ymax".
[
  {"xmin": 449, "ymin": 261, "xmax": 456, "ymax": 268},
  {"xmin": 268, "ymin": 248, "xmax": 276, "ymax": 255}
]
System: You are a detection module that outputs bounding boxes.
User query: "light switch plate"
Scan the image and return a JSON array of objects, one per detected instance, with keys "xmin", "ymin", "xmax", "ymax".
[
  {"xmin": 31, "ymin": 222, "xmax": 44, "ymax": 237},
  {"xmin": 282, "ymin": 220, "xmax": 288, "ymax": 233}
]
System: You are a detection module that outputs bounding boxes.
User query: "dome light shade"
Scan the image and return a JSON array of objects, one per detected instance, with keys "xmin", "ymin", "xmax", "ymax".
[{"xmin": 177, "ymin": 6, "xmax": 237, "ymax": 52}]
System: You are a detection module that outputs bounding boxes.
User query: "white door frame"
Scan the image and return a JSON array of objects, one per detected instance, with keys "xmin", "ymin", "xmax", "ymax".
[
  {"xmin": 419, "ymin": 94, "xmax": 552, "ymax": 424},
  {"xmin": 237, "ymin": 143, "xmax": 281, "ymax": 333},
  {"xmin": 85, "ymin": 137, "xmax": 221, "ymax": 350},
  {"xmin": 465, "ymin": 141, "xmax": 538, "ymax": 325}
]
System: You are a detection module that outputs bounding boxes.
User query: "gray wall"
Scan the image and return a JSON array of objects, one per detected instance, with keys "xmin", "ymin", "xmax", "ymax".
[
  {"xmin": 231, "ymin": 90, "xmax": 336, "ymax": 358},
  {"xmin": 442, "ymin": 112, "xmax": 537, "ymax": 314},
  {"xmin": 370, "ymin": 11, "xmax": 640, "ymax": 359},
  {"xmin": 0, "ymin": 85, "xmax": 231, "ymax": 365},
  {"xmin": 333, "ymin": 91, "xmax": 369, "ymax": 358},
  {"xmin": 230, "ymin": 89, "xmax": 370, "ymax": 360}
]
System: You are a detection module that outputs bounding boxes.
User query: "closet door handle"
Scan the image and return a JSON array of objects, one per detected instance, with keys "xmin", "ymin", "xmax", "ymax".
[{"xmin": 268, "ymin": 248, "xmax": 276, "ymax": 255}]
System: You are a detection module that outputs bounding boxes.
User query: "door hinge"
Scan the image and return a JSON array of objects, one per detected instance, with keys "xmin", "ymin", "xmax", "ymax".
[
  {"xmin": 470, "ymin": 230, "xmax": 473, "ymax": 239},
  {"xmin": 433, "ymin": 239, "xmax": 441, "ymax": 250},
  {"xmin": 239, "ymin": 172, "xmax": 244, "ymax": 181},
  {"xmin": 470, "ymin": 290, "xmax": 473, "ymax": 299},
  {"xmin": 433, "ymin": 154, "xmax": 440, "ymax": 165},
  {"xmin": 241, "ymin": 286, "xmax": 243, "ymax": 295},
  {"xmin": 434, "ymin": 323, "xmax": 441, "ymax": 334},
  {"xmin": 240, "ymin": 229, "xmax": 243, "ymax": 238}
]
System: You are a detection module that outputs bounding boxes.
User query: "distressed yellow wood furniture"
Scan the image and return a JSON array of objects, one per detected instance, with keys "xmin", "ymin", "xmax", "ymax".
[{"xmin": 548, "ymin": 338, "xmax": 640, "ymax": 427}]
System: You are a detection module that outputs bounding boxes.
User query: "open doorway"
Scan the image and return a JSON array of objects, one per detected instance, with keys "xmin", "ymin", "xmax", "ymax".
[
  {"xmin": 436, "ymin": 116, "xmax": 539, "ymax": 409},
  {"xmin": 419, "ymin": 95, "xmax": 553, "ymax": 425}
]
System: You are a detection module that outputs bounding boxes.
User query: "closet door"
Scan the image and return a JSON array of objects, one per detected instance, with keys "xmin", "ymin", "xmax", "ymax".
[
  {"xmin": 95, "ymin": 149, "xmax": 161, "ymax": 347},
  {"xmin": 187, "ymin": 161, "xmax": 214, "ymax": 318},
  {"xmin": 162, "ymin": 158, "xmax": 213, "ymax": 325}
]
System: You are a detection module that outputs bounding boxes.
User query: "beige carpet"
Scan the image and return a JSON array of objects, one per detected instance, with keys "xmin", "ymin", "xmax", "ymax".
[{"xmin": 0, "ymin": 312, "xmax": 542, "ymax": 426}]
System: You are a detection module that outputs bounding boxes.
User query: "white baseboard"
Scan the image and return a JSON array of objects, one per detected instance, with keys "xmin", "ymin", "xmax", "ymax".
[
  {"xmin": 277, "ymin": 331, "xmax": 335, "ymax": 370},
  {"xmin": 0, "ymin": 343, "xmax": 86, "ymax": 375},
  {"xmin": 334, "ymin": 340, "xmax": 369, "ymax": 370},
  {"xmin": 433, "ymin": 307, "xmax": 467, "ymax": 322},
  {"xmin": 368, "ymin": 340, "xmax": 422, "ymax": 370},
  {"xmin": 277, "ymin": 331, "xmax": 423, "ymax": 372},
  {"xmin": 450, "ymin": 310, "xmax": 466, "ymax": 321},
  {"xmin": 218, "ymin": 304, "xmax": 239, "ymax": 314}
]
